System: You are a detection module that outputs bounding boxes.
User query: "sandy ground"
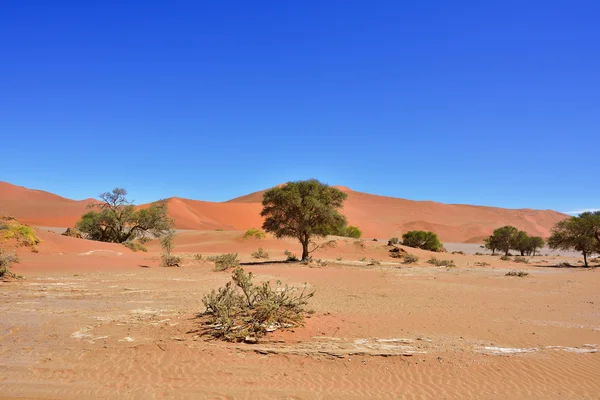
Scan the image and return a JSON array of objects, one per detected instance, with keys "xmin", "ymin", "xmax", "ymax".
[{"xmin": 1, "ymin": 229, "xmax": 599, "ymax": 399}]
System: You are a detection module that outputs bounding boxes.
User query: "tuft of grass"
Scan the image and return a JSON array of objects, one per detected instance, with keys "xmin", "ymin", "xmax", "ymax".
[
  {"xmin": 209, "ymin": 253, "xmax": 240, "ymax": 271},
  {"xmin": 474, "ymin": 261, "xmax": 490, "ymax": 267},
  {"xmin": 500, "ymin": 255, "xmax": 511, "ymax": 261},
  {"xmin": 403, "ymin": 253, "xmax": 419, "ymax": 264},
  {"xmin": 367, "ymin": 258, "xmax": 381, "ymax": 266},
  {"xmin": 1, "ymin": 218, "xmax": 41, "ymax": 250},
  {"xmin": 0, "ymin": 249, "xmax": 20, "ymax": 279},
  {"xmin": 200, "ymin": 267, "xmax": 314, "ymax": 342},
  {"xmin": 506, "ymin": 270, "xmax": 529, "ymax": 277},
  {"xmin": 243, "ymin": 228, "xmax": 266, "ymax": 239},
  {"xmin": 513, "ymin": 256, "xmax": 529, "ymax": 264},
  {"xmin": 427, "ymin": 257, "xmax": 456, "ymax": 267},
  {"xmin": 123, "ymin": 241, "xmax": 148, "ymax": 252},
  {"xmin": 474, "ymin": 252, "xmax": 484, "ymax": 256},
  {"xmin": 284, "ymin": 250, "xmax": 299, "ymax": 262},
  {"xmin": 161, "ymin": 254, "xmax": 181, "ymax": 267},
  {"xmin": 359, "ymin": 256, "xmax": 367, "ymax": 262},
  {"xmin": 251, "ymin": 248, "xmax": 269, "ymax": 259},
  {"xmin": 194, "ymin": 254, "xmax": 204, "ymax": 261}
]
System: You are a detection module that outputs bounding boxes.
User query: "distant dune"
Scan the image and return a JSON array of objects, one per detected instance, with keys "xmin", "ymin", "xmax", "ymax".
[{"xmin": 0, "ymin": 181, "xmax": 568, "ymax": 243}]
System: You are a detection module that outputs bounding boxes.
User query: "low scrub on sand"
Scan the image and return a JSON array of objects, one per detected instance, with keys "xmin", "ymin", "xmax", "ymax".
[
  {"xmin": 403, "ymin": 253, "xmax": 419, "ymax": 264},
  {"xmin": 500, "ymin": 255, "xmax": 511, "ymax": 261},
  {"xmin": 427, "ymin": 257, "xmax": 455, "ymax": 267},
  {"xmin": 200, "ymin": 267, "xmax": 314, "ymax": 342},
  {"xmin": 209, "ymin": 253, "xmax": 240, "ymax": 271},
  {"xmin": 474, "ymin": 261, "xmax": 490, "ymax": 267},
  {"xmin": 251, "ymin": 248, "xmax": 269, "ymax": 259},
  {"xmin": 284, "ymin": 250, "xmax": 299, "ymax": 262},
  {"xmin": 0, "ymin": 216, "xmax": 40, "ymax": 250},
  {"xmin": 513, "ymin": 256, "xmax": 529, "ymax": 264},
  {"xmin": 123, "ymin": 241, "xmax": 148, "ymax": 252},
  {"xmin": 0, "ymin": 249, "xmax": 20, "ymax": 279},
  {"xmin": 506, "ymin": 270, "xmax": 529, "ymax": 277},
  {"xmin": 388, "ymin": 237, "xmax": 400, "ymax": 245},
  {"xmin": 243, "ymin": 228, "xmax": 267, "ymax": 239},
  {"xmin": 160, "ymin": 232, "xmax": 180, "ymax": 267}
]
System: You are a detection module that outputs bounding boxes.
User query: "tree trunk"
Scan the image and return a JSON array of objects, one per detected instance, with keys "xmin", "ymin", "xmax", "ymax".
[
  {"xmin": 505, "ymin": 247, "xmax": 510, "ymax": 256},
  {"xmin": 301, "ymin": 235, "xmax": 310, "ymax": 261},
  {"xmin": 583, "ymin": 251, "xmax": 588, "ymax": 268},
  {"xmin": 520, "ymin": 250, "xmax": 525, "ymax": 256}
]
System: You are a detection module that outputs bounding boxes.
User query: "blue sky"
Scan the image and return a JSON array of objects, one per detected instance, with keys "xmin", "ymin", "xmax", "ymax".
[{"xmin": 1, "ymin": 1, "xmax": 598, "ymax": 212}]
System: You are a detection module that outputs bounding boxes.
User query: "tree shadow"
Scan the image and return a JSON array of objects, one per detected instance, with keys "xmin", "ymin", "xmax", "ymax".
[{"xmin": 240, "ymin": 260, "xmax": 299, "ymax": 266}]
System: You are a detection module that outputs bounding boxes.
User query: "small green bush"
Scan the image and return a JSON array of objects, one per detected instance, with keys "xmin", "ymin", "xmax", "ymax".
[
  {"xmin": 243, "ymin": 228, "xmax": 267, "ymax": 239},
  {"xmin": 402, "ymin": 231, "xmax": 444, "ymax": 252},
  {"xmin": 342, "ymin": 225, "xmax": 362, "ymax": 238},
  {"xmin": 427, "ymin": 257, "xmax": 455, "ymax": 267},
  {"xmin": 1, "ymin": 218, "xmax": 40, "ymax": 249},
  {"xmin": 123, "ymin": 241, "xmax": 148, "ymax": 252},
  {"xmin": 284, "ymin": 250, "xmax": 299, "ymax": 262},
  {"xmin": 506, "ymin": 270, "xmax": 528, "ymax": 277},
  {"xmin": 403, "ymin": 253, "xmax": 419, "ymax": 264},
  {"xmin": 210, "ymin": 253, "xmax": 240, "ymax": 271},
  {"xmin": 251, "ymin": 247, "xmax": 269, "ymax": 259},
  {"xmin": 513, "ymin": 256, "xmax": 529, "ymax": 264}
]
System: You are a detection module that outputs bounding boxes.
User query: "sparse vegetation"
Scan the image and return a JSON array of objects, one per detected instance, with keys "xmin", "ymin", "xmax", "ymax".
[
  {"xmin": 474, "ymin": 261, "xmax": 490, "ymax": 266},
  {"xmin": 500, "ymin": 255, "xmax": 511, "ymax": 261},
  {"xmin": 194, "ymin": 254, "xmax": 204, "ymax": 261},
  {"xmin": 0, "ymin": 216, "xmax": 40, "ymax": 250},
  {"xmin": 427, "ymin": 257, "xmax": 455, "ymax": 267},
  {"xmin": 76, "ymin": 188, "xmax": 172, "ymax": 243},
  {"xmin": 123, "ymin": 241, "xmax": 148, "ymax": 252},
  {"xmin": 340, "ymin": 225, "xmax": 362, "ymax": 238},
  {"xmin": 485, "ymin": 226, "xmax": 545, "ymax": 257},
  {"xmin": 367, "ymin": 258, "xmax": 381, "ymax": 266},
  {"xmin": 548, "ymin": 213, "xmax": 600, "ymax": 267},
  {"xmin": 251, "ymin": 247, "xmax": 269, "ymax": 259},
  {"xmin": 402, "ymin": 231, "xmax": 444, "ymax": 252},
  {"xmin": 261, "ymin": 180, "xmax": 348, "ymax": 261},
  {"xmin": 513, "ymin": 256, "xmax": 529, "ymax": 264},
  {"xmin": 61, "ymin": 227, "xmax": 83, "ymax": 238},
  {"xmin": 336, "ymin": 256, "xmax": 343, "ymax": 261},
  {"xmin": 359, "ymin": 256, "xmax": 367, "ymax": 262},
  {"xmin": 403, "ymin": 253, "xmax": 419, "ymax": 264},
  {"xmin": 506, "ymin": 270, "xmax": 529, "ymax": 277},
  {"xmin": 452, "ymin": 251, "xmax": 465, "ymax": 255},
  {"xmin": 0, "ymin": 249, "xmax": 20, "ymax": 279},
  {"xmin": 388, "ymin": 237, "xmax": 400, "ymax": 245},
  {"xmin": 243, "ymin": 228, "xmax": 267, "ymax": 239},
  {"xmin": 200, "ymin": 267, "xmax": 314, "ymax": 342},
  {"xmin": 210, "ymin": 253, "xmax": 240, "ymax": 271},
  {"xmin": 160, "ymin": 231, "xmax": 181, "ymax": 267},
  {"xmin": 474, "ymin": 252, "xmax": 484, "ymax": 256}
]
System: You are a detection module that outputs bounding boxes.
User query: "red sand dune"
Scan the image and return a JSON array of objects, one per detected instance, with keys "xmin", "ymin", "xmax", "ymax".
[{"xmin": 0, "ymin": 181, "xmax": 568, "ymax": 243}]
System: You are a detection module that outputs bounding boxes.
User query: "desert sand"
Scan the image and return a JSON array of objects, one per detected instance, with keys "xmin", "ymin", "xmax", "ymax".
[
  {"xmin": 1, "ymin": 225, "xmax": 599, "ymax": 399},
  {"xmin": 0, "ymin": 181, "xmax": 567, "ymax": 243}
]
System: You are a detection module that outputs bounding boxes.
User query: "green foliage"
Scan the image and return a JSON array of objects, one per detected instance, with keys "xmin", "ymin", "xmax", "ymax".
[
  {"xmin": 76, "ymin": 188, "xmax": 173, "ymax": 243},
  {"xmin": 511, "ymin": 231, "xmax": 545, "ymax": 256},
  {"xmin": 427, "ymin": 257, "xmax": 455, "ymax": 267},
  {"xmin": 210, "ymin": 253, "xmax": 240, "ymax": 271},
  {"xmin": 388, "ymin": 237, "xmax": 400, "ymax": 245},
  {"xmin": 261, "ymin": 180, "xmax": 348, "ymax": 261},
  {"xmin": 403, "ymin": 253, "xmax": 419, "ymax": 264},
  {"xmin": 0, "ymin": 218, "xmax": 40, "ymax": 249},
  {"xmin": 122, "ymin": 241, "xmax": 148, "ymax": 252},
  {"xmin": 549, "ymin": 214, "xmax": 600, "ymax": 267},
  {"xmin": 0, "ymin": 249, "xmax": 20, "ymax": 279},
  {"xmin": 243, "ymin": 228, "xmax": 267, "ymax": 239},
  {"xmin": 513, "ymin": 256, "xmax": 529, "ymax": 264},
  {"xmin": 251, "ymin": 248, "xmax": 269, "ymax": 259},
  {"xmin": 160, "ymin": 231, "xmax": 180, "ymax": 267},
  {"xmin": 201, "ymin": 267, "xmax": 314, "ymax": 342},
  {"xmin": 506, "ymin": 270, "xmax": 529, "ymax": 277},
  {"xmin": 284, "ymin": 249, "xmax": 299, "ymax": 262},
  {"xmin": 340, "ymin": 225, "xmax": 362, "ymax": 238},
  {"xmin": 487, "ymin": 226, "xmax": 519, "ymax": 256},
  {"xmin": 402, "ymin": 231, "xmax": 444, "ymax": 252}
]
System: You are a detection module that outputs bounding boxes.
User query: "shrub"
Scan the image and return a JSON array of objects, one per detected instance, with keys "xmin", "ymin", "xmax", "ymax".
[
  {"xmin": 500, "ymin": 255, "xmax": 511, "ymax": 261},
  {"xmin": 243, "ymin": 228, "xmax": 267, "ymax": 239},
  {"xmin": 367, "ymin": 258, "xmax": 381, "ymax": 266},
  {"xmin": 284, "ymin": 250, "xmax": 299, "ymax": 262},
  {"xmin": 402, "ymin": 231, "xmax": 444, "ymax": 252},
  {"xmin": 62, "ymin": 228, "xmax": 83, "ymax": 238},
  {"xmin": 388, "ymin": 237, "xmax": 400, "ymax": 245},
  {"xmin": 556, "ymin": 262, "xmax": 572, "ymax": 268},
  {"xmin": 194, "ymin": 254, "xmax": 204, "ymax": 261},
  {"xmin": 403, "ymin": 253, "xmax": 419, "ymax": 264},
  {"xmin": 123, "ymin": 241, "xmax": 148, "ymax": 252},
  {"xmin": 342, "ymin": 225, "xmax": 362, "ymax": 238},
  {"xmin": 452, "ymin": 251, "xmax": 465, "ymax": 255},
  {"xmin": 0, "ymin": 249, "xmax": 20, "ymax": 279},
  {"xmin": 389, "ymin": 246, "xmax": 407, "ymax": 258},
  {"xmin": 506, "ymin": 270, "xmax": 528, "ymax": 277},
  {"xmin": 210, "ymin": 253, "xmax": 240, "ymax": 271},
  {"xmin": 251, "ymin": 248, "xmax": 269, "ymax": 259},
  {"xmin": 160, "ymin": 232, "xmax": 180, "ymax": 267},
  {"xmin": 1, "ymin": 218, "xmax": 40, "ymax": 249},
  {"xmin": 200, "ymin": 267, "xmax": 314, "ymax": 342},
  {"xmin": 427, "ymin": 257, "xmax": 455, "ymax": 267},
  {"xmin": 161, "ymin": 254, "xmax": 181, "ymax": 267},
  {"xmin": 474, "ymin": 261, "xmax": 490, "ymax": 266},
  {"xmin": 474, "ymin": 252, "xmax": 484, "ymax": 256},
  {"xmin": 513, "ymin": 256, "xmax": 529, "ymax": 264}
]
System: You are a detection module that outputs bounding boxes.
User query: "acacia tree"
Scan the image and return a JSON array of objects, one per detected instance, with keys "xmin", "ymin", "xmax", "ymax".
[
  {"xmin": 76, "ymin": 188, "xmax": 173, "ymax": 243},
  {"xmin": 261, "ymin": 180, "xmax": 348, "ymax": 261},
  {"xmin": 488, "ymin": 226, "xmax": 519, "ymax": 256},
  {"xmin": 512, "ymin": 230, "xmax": 531, "ymax": 256},
  {"xmin": 548, "ymin": 215, "xmax": 598, "ymax": 267},
  {"xmin": 402, "ymin": 230, "xmax": 444, "ymax": 252}
]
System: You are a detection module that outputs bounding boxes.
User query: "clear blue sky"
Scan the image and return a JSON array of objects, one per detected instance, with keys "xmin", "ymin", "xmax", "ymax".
[{"xmin": 1, "ymin": 1, "xmax": 598, "ymax": 213}]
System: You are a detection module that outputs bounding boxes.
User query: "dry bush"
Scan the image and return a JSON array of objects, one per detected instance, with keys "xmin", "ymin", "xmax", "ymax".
[
  {"xmin": 388, "ymin": 237, "xmax": 400, "ymax": 245},
  {"xmin": 160, "ymin": 232, "xmax": 180, "ymax": 267},
  {"xmin": 62, "ymin": 228, "xmax": 83, "ymax": 238},
  {"xmin": 367, "ymin": 258, "xmax": 381, "ymax": 266},
  {"xmin": 427, "ymin": 257, "xmax": 455, "ymax": 267},
  {"xmin": 513, "ymin": 256, "xmax": 529, "ymax": 264},
  {"xmin": 389, "ymin": 246, "xmax": 407, "ymax": 258},
  {"xmin": 452, "ymin": 251, "xmax": 465, "ymax": 255},
  {"xmin": 284, "ymin": 250, "xmax": 299, "ymax": 262},
  {"xmin": 403, "ymin": 253, "xmax": 419, "ymax": 264},
  {"xmin": 359, "ymin": 256, "xmax": 367, "ymax": 262},
  {"xmin": 474, "ymin": 261, "xmax": 490, "ymax": 267},
  {"xmin": 506, "ymin": 270, "xmax": 528, "ymax": 277},
  {"xmin": 200, "ymin": 267, "xmax": 314, "ymax": 342},
  {"xmin": 474, "ymin": 252, "xmax": 484, "ymax": 256},
  {"xmin": 0, "ymin": 249, "xmax": 20, "ymax": 279},
  {"xmin": 123, "ymin": 241, "xmax": 148, "ymax": 252},
  {"xmin": 194, "ymin": 254, "xmax": 204, "ymax": 261},
  {"xmin": 500, "ymin": 255, "xmax": 511, "ymax": 261},
  {"xmin": 251, "ymin": 248, "xmax": 269, "ymax": 259},
  {"xmin": 243, "ymin": 228, "xmax": 267, "ymax": 239},
  {"xmin": 209, "ymin": 253, "xmax": 240, "ymax": 271}
]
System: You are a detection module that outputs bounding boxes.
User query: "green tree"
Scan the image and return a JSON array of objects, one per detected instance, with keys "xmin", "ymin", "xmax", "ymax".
[
  {"xmin": 401, "ymin": 231, "xmax": 444, "ymax": 252},
  {"xmin": 581, "ymin": 211, "xmax": 600, "ymax": 246},
  {"xmin": 527, "ymin": 236, "xmax": 545, "ymax": 256},
  {"xmin": 548, "ymin": 215, "xmax": 598, "ymax": 267},
  {"xmin": 483, "ymin": 235, "xmax": 500, "ymax": 255},
  {"xmin": 341, "ymin": 225, "xmax": 362, "ymax": 238},
  {"xmin": 76, "ymin": 188, "xmax": 173, "ymax": 243},
  {"xmin": 261, "ymin": 180, "xmax": 348, "ymax": 261},
  {"xmin": 512, "ymin": 230, "xmax": 531, "ymax": 256},
  {"xmin": 488, "ymin": 226, "xmax": 519, "ymax": 256}
]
